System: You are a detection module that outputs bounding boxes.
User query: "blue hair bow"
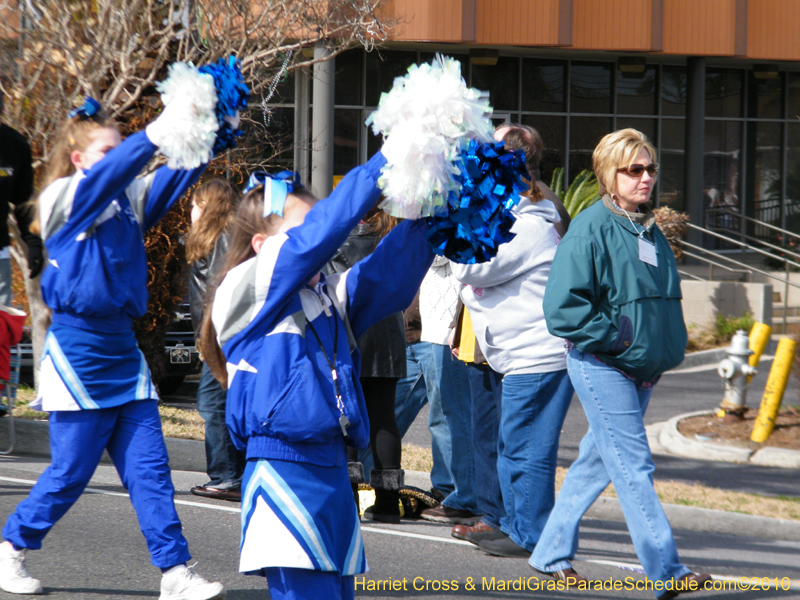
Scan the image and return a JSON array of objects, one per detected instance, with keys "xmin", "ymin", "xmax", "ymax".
[
  {"xmin": 243, "ymin": 171, "xmax": 303, "ymax": 218},
  {"xmin": 69, "ymin": 97, "xmax": 102, "ymax": 119}
]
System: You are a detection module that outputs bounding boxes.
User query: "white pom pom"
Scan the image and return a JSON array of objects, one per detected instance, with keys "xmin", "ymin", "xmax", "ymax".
[
  {"xmin": 147, "ymin": 62, "xmax": 219, "ymax": 169},
  {"xmin": 366, "ymin": 55, "xmax": 493, "ymax": 218}
]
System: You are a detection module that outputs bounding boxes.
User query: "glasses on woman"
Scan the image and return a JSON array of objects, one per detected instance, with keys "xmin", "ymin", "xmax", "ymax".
[{"xmin": 617, "ymin": 163, "xmax": 658, "ymax": 178}]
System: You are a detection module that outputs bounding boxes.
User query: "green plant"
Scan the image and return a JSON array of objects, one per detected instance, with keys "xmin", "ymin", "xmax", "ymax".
[
  {"xmin": 685, "ymin": 313, "xmax": 755, "ymax": 352},
  {"xmin": 549, "ymin": 168, "xmax": 601, "ymax": 218},
  {"xmin": 714, "ymin": 312, "xmax": 755, "ymax": 342}
]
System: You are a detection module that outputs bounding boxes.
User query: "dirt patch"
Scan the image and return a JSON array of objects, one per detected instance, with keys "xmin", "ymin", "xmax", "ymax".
[{"xmin": 678, "ymin": 408, "xmax": 800, "ymax": 450}]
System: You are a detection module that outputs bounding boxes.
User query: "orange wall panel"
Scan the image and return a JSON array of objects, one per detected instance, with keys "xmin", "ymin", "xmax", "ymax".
[
  {"xmin": 475, "ymin": 0, "xmax": 561, "ymax": 46},
  {"xmin": 390, "ymin": 0, "xmax": 469, "ymax": 42},
  {"xmin": 573, "ymin": 0, "xmax": 652, "ymax": 50},
  {"xmin": 662, "ymin": 0, "xmax": 737, "ymax": 56},
  {"xmin": 747, "ymin": 0, "xmax": 800, "ymax": 60}
]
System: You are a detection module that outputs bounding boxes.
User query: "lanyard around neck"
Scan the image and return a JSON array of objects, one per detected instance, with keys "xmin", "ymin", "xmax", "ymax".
[
  {"xmin": 305, "ymin": 288, "xmax": 351, "ymax": 437},
  {"xmin": 613, "ymin": 198, "xmax": 650, "ymax": 238}
]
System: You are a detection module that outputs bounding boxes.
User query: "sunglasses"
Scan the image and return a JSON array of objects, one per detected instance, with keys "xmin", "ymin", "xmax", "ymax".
[{"xmin": 617, "ymin": 163, "xmax": 658, "ymax": 177}]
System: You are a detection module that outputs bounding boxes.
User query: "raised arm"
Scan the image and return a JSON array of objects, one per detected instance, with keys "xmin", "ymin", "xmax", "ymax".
[
  {"xmin": 327, "ymin": 219, "xmax": 435, "ymax": 340},
  {"xmin": 47, "ymin": 132, "xmax": 157, "ymax": 247},
  {"xmin": 127, "ymin": 163, "xmax": 207, "ymax": 230},
  {"xmin": 214, "ymin": 152, "xmax": 386, "ymax": 347},
  {"xmin": 254, "ymin": 152, "xmax": 386, "ymax": 313}
]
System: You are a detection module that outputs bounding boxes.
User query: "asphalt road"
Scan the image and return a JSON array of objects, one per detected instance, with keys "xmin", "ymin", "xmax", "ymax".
[
  {"xmin": 0, "ymin": 457, "xmax": 798, "ymax": 600},
  {"xmin": 8, "ymin": 356, "xmax": 788, "ymax": 599}
]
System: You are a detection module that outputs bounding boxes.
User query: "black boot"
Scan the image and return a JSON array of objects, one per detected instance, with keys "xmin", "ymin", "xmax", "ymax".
[
  {"xmin": 364, "ymin": 469, "xmax": 403, "ymax": 524},
  {"xmin": 348, "ymin": 462, "xmax": 365, "ymax": 516}
]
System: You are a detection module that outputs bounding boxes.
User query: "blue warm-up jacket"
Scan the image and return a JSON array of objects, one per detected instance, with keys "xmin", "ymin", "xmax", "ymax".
[{"xmin": 212, "ymin": 152, "xmax": 435, "ymax": 467}]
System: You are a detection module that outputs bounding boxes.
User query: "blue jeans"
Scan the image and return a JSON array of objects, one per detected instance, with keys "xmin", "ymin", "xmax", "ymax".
[
  {"xmin": 529, "ymin": 349, "xmax": 690, "ymax": 595},
  {"xmin": 497, "ymin": 369, "xmax": 573, "ymax": 551},
  {"xmin": 391, "ymin": 342, "xmax": 476, "ymax": 512},
  {"xmin": 466, "ymin": 363, "xmax": 504, "ymax": 529},
  {"xmin": 197, "ymin": 362, "xmax": 245, "ymax": 488},
  {"xmin": 3, "ymin": 400, "xmax": 191, "ymax": 569}
]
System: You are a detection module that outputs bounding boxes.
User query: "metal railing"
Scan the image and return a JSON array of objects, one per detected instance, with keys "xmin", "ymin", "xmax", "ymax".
[{"xmin": 681, "ymin": 215, "xmax": 800, "ymax": 332}]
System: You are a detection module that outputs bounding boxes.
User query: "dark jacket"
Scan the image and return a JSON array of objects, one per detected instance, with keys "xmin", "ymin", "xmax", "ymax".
[
  {"xmin": 189, "ymin": 233, "xmax": 230, "ymax": 338},
  {"xmin": 0, "ymin": 123, "xmax": 36, "ymax": 247},
  {"xmin": 404, "ymin": 290, "xmax": 421, "ymax": 344},
  {"xmin": 324, "ymin": 222, "xmax": 407, "ymax": 378},
  {"xmin": 542, "ymin": 195, "xmax": 686, "ymax": 382}
]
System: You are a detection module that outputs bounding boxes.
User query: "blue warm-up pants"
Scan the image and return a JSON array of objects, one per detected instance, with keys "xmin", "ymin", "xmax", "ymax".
[{"xmin": 2, "ymin": 400, "xmax": 191, "ymax": 569}]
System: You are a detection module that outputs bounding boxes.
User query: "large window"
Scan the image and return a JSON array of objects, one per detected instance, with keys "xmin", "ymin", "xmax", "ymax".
[{"xmin": 268, "ymin": 49, "xmax": 800, "ymax": 241}]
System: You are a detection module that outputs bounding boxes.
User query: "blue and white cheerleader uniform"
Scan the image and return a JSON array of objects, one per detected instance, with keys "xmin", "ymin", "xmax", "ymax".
[
  {"xmin": 211, "ymin": 152, "xmax": 434, "ymax": 598},
  {"xmin": 2, "ymin": 131, "xmax": 205, "ymax": 569}
]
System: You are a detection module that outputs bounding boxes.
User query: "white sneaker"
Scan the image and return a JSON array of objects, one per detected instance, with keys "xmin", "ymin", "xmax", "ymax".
[
  {"xmin": 0, "ymin": 541, "xmax": 43, "ymax": 595},
  {"xmin": 159, "ymin": 564, "xmax": 225, "ymax": 600}
]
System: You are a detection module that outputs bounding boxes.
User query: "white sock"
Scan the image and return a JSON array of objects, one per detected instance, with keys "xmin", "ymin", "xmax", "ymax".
[{"xmin": 163, "ymin": 564, "xmax": 187, "ymax": 576}]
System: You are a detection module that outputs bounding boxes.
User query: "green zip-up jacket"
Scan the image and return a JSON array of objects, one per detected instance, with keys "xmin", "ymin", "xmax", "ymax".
[{"xmin": 542, "ymin": 195, "xmax": 687, "ymax": 382}]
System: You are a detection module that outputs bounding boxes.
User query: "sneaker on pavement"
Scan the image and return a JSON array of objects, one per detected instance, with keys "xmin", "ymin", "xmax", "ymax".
[
  {"xmin": 160, "ymin": 564, "xmax": 225, "ymax": 600},
  {"xmin": 420, "ymin": 505, "xmax": 481, "ymax": 525},
  {"xmin": 0, "ymin": 541, "xmax": 43, "ymax": 595}
]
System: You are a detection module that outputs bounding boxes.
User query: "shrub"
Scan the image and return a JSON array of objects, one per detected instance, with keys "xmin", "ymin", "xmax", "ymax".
[{"xmin": 653, "ymin": 206, "xmax": 690, "ymax": 260}]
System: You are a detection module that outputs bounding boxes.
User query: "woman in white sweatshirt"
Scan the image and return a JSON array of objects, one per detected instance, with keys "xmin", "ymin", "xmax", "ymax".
[{"xmin": 450, "ymin": 123, "xmax": 574, "ymax": 559}]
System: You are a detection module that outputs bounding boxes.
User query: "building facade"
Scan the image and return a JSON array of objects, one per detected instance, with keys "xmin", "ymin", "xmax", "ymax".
[{"xmin": 267, "ymin": 0, "xmax": 800, "ymax": 244}]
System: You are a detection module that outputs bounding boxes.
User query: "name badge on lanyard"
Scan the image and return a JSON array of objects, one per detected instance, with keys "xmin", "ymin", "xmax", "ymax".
[{"xmin": 639, "ymin": 236, "xmax": 658, "ymax": 267}]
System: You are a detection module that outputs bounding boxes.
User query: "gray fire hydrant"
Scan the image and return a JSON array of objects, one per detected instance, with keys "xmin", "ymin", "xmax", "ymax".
[{"xmin": 717, "ymin": 329, "xmax": 757, "ymax": 418}]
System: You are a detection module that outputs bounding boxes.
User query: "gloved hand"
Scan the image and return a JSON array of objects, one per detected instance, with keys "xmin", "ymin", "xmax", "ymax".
[
  {"xmin": 145, "ymin": 97, "xmax": 200, "ymax": 149},
  {"xmin": 25, "ymin": 235, "xmax": 45, "ymax": 278}
]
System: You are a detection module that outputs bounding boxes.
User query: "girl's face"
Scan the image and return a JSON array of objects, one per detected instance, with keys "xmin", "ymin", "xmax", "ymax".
[
  {"xmin": 71, "ymin": 127, "xmax": 121, "ymax": 171},
  {"xmin": 191, "ymin": 200, "xmax": 203, "ymax": 224}
]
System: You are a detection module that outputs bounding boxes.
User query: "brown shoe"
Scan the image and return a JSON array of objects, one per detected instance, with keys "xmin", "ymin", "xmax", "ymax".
[
  {"xmin": 657, "ymin": 573, "xmax": 712, "ymax": 600},
  {"xmin": 452, "ymin": 521, "xmax": 506, "ymax": 546},
  {"xmin": 190, "ymin": 485, "xmax": 241, "ymax": 502},
  {"xmin": 452, "ymin": 520, "xmax": 492, "ymax": 540},
  {"xmin": 533, "ymin": 566, "xmax": 589, "ymax": 587},
  {"xmin": 420, "ymin": 505, "xmax": 481, "ymax": 525}
]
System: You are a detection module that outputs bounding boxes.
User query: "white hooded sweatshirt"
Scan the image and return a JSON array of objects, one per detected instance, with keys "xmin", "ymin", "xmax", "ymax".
[{"xmin": 450, "ymin": 198, "xmax": 566, "ymax": 376}]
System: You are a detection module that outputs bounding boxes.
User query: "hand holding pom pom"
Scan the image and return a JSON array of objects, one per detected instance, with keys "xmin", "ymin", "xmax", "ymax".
[
  {"xmin": 148, "ymin": 56, "xmax": 249, "ymax": 169},
  {"xmin": 366, "ymin": 54, "xmax": 493, "ymax": 220},
  {"xmin": 424, "ymin": 140, "xmax": 529, "ymax": 264}
]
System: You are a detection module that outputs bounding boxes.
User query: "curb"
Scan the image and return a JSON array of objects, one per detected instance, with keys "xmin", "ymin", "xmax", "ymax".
[
  {"xmin": 658, "ymin": 410, "xmax": 800, "ymax": 469},
  {"xmin": 672, "ymin": 338, "xmax": 779, "ymax": 371},
  {"xmin": 0, "ymin": 418, "xmax": 208, "ymax": 473},
  {"xmin": 582, "ymin": 496, "xmax": 800, "ymax": 542}
]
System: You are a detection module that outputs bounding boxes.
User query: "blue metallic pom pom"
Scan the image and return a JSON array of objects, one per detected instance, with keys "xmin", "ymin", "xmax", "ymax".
[
  {"xmin": 199, "ymin": 55, "xmax": 249, "ymax": 154},
  {"xmin": 423, "ymin": 140, "xmax": 528, "ymax": 264}
]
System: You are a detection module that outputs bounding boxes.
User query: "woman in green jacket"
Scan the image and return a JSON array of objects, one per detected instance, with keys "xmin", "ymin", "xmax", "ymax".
[{"xmin": 529, "ymin": 129, "xmax": 710, "ymax": 599}]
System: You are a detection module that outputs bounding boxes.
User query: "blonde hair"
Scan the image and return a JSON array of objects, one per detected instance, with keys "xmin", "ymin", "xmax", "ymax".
[
  {"xmin": 185, "ymin": 179, "xmax": 238, "ymax": 263},
  {"xmin": 592, "ymin": 129, "xmax": 657, "ymax": 196},
  {"xmin": 30, "ymin": 110, "xmax": 118, "ymax": 236},
  {"xmin": 199, "ymin": 184, "xmax": 319, "ymax": 387},
  {"xmin": 43, "ymin": 112, "xmax": 117, "ymax": 188}
]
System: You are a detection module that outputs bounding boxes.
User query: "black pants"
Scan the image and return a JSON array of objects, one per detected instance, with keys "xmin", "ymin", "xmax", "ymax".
[{"xmin": 348, "ymin": 377, "xmax": 401, "ymax": 471}]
